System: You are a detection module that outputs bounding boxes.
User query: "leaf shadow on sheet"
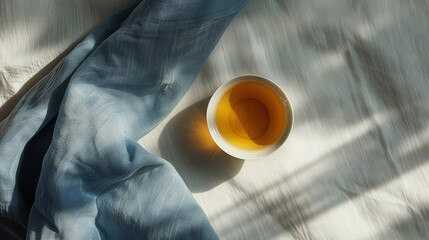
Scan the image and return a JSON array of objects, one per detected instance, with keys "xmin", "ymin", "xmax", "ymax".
[
  {"xmin": 198, "ymin": 0, "xmax": 429, "ymax": 239},
  {"xmin": 212, "ymin": 124, "xmax": 429, "ymax": 239},
  {"xmin": 374, "ymin": 204, "xmax": 429, "ymax": 240}
]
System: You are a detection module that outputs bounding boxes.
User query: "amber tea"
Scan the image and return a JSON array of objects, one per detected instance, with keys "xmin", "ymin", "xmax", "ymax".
[{"xmin": 207, "ymin": 75, "xmax": 293, "ymax": 159}]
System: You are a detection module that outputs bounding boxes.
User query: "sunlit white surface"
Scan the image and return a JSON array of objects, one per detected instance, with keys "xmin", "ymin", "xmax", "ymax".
[{"xmin": 2, "ymin": 0, "xmax": 429, "ymax": 239}]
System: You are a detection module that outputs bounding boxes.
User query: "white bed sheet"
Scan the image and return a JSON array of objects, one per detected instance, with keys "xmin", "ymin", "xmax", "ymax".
[{"xmin": 2, "ymin": 0, "xmax": 429, "ymax": 239}]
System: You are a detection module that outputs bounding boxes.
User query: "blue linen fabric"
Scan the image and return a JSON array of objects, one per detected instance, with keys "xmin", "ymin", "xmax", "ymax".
[{"xmin": 0, "ymin": 0, "xmax": 250, "ymax": 239}]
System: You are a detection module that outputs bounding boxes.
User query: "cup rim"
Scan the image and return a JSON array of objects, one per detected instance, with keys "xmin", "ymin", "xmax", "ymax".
[{"xmin": 206, "ymin": 74, "xmax": 293, "ymax": 159}]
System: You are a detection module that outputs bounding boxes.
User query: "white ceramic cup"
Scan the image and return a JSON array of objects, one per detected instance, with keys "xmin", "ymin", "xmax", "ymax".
[{"xmin": 206, "ymin": 75, "xmax": 293, "ymax": 159}]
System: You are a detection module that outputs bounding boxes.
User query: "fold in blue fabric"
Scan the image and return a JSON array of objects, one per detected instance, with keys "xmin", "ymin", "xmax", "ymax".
[{"xmin": 0, "ymin": 0, "xmax": 250, "ymax": 239}]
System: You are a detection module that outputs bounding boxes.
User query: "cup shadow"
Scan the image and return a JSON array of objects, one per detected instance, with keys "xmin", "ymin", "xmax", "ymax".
[{"xmin": 158, "ymin": 97, "xmax": 244, "ymax": 193}]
